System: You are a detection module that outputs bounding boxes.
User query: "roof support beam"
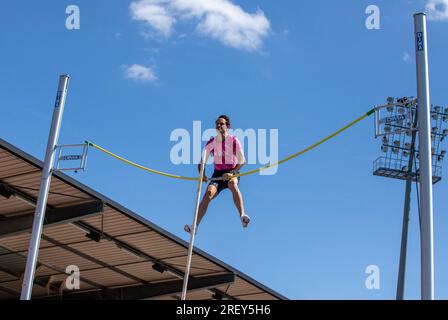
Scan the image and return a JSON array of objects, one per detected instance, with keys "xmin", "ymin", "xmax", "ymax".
[
  {"xmin": 73, "ymin": 221, "xmax": 184, "ymax": 277},
  {"xmin": 0, "ymin": 244, "xmax": 106, "ymax": 293},
  {"xmin": 42, "ymin": 273, "xmax": 235, "ymax": 300},
  {"xmin": 69, "ymin": 222, "xmax": 238, "ymax": 299},
  {"xmin": 0, "ymin": 264, "xmax": 60, "ymax": 294},
  {"xmin": 0, "ymin": 284, "xmax": 18, "ymax": 297},
  {"xmin": 0, "ymin": 181, "xmax": 38, "ymax": 206},
  {"xmin": 0, "ymin": 201, "xmax": 104, "ymax": 238},
  {"xmin": 41, "ymin": 234, "xmax": 148, "ymax": 285}
]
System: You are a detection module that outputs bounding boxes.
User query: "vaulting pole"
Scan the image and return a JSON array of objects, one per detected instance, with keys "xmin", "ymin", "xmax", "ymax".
[{"xmin": 181, "ymin": 149, "xmax": 206, "ymax": 300}]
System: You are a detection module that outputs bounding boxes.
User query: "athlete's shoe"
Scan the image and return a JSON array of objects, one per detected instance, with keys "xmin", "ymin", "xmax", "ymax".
[
  {"xmin": 241, "ymin": 214, "xmax": 250, "ymax": 228},
  {"xmin": 184, "ymin": 224, "xmax": 197, "ymax": 235}
]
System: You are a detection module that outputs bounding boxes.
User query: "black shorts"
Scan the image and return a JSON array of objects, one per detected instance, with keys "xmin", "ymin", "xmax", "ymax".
[{"xmin": 208, "ymin": 169, "xmax": 241, "ymax": 194}]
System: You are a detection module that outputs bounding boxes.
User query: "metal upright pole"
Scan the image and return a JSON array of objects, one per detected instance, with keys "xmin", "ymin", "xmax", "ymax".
[
  {"xmin": 396, "ymin": 110, "xmax": 418, "ymax": 300},
  {"xmin": 181, "ymin": 149, "xmax": 206, "ymax": 300},
  {"xmin": 20, "ymin": 75, "xmax": 70, "ymax": 300},
  {"xmin": 414, "ymin": 13, "xmax": 435, "ymax": 300}
]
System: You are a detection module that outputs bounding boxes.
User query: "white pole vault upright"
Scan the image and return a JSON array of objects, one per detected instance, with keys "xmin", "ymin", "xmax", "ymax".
[
  {"xmin": 20, "ymin": 75, "xmax": 70, "ymax": 300},
  {"xmin": 414, "ymin": 13, "xmax": 435, "ymax": 300}
]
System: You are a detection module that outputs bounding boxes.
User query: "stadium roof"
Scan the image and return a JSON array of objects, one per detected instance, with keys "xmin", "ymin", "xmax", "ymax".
[{"xmin": 0, "ymin": 138, "xmax": 287, "ymax": 300}]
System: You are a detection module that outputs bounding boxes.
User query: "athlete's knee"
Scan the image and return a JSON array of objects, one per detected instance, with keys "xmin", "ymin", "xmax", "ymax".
[
  {"xmin": 228, "ymin": 180, "xmax": 239, "ymax": 192},
  {"xmin": 204, "ymin": 190, "xmax": 215, "ymax": 202}
]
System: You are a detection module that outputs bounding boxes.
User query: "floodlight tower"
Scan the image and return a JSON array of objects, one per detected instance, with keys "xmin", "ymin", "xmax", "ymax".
[
  {"xmin": 372, "ymin": 13, "xmax": 447, "ymax": 300},
  {"xmin": 374, "ymin": 100, "xmax": 446, "ymax": 300}
]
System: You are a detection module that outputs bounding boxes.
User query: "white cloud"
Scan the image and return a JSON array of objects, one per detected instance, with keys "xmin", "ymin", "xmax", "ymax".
[
  {"xmin": 426, "ymin": 0, "xmax": 448, "ymax": 21},
  {"xmin": 129, "ymin": 0, "xmax": 271, "ymax": 52},
  {"xmin": 123, "ymin": 64, "xmax": 157, "ymax": 82},
  {"xmin": 130, "ymin": 0, "xmax": 176, "ymax": 37},
  {"xmin": 403, "ymin": 52, "xmax": 411, "ymax": 63}
]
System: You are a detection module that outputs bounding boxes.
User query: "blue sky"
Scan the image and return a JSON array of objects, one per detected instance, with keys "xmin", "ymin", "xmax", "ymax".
[{"xmin": 1, "ymin": 0, "xmax": 448, "ymax": 299}]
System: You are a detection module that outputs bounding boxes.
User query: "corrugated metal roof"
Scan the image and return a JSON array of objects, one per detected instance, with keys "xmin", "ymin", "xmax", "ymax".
[{"xmin": 0, "ymin": 138, "xmax": 287, "ymax": 300}]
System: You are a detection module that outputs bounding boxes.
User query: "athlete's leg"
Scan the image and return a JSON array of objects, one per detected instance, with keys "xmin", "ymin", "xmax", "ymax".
[{"xmin": 196, "ymin": 184, "xmax": 219, "ymax": 226}]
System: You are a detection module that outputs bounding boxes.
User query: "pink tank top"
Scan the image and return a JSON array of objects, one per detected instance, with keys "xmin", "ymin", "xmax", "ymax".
[{"xmin": 205, "ymin": 135, "xmax": 243, "ymax": 170}]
